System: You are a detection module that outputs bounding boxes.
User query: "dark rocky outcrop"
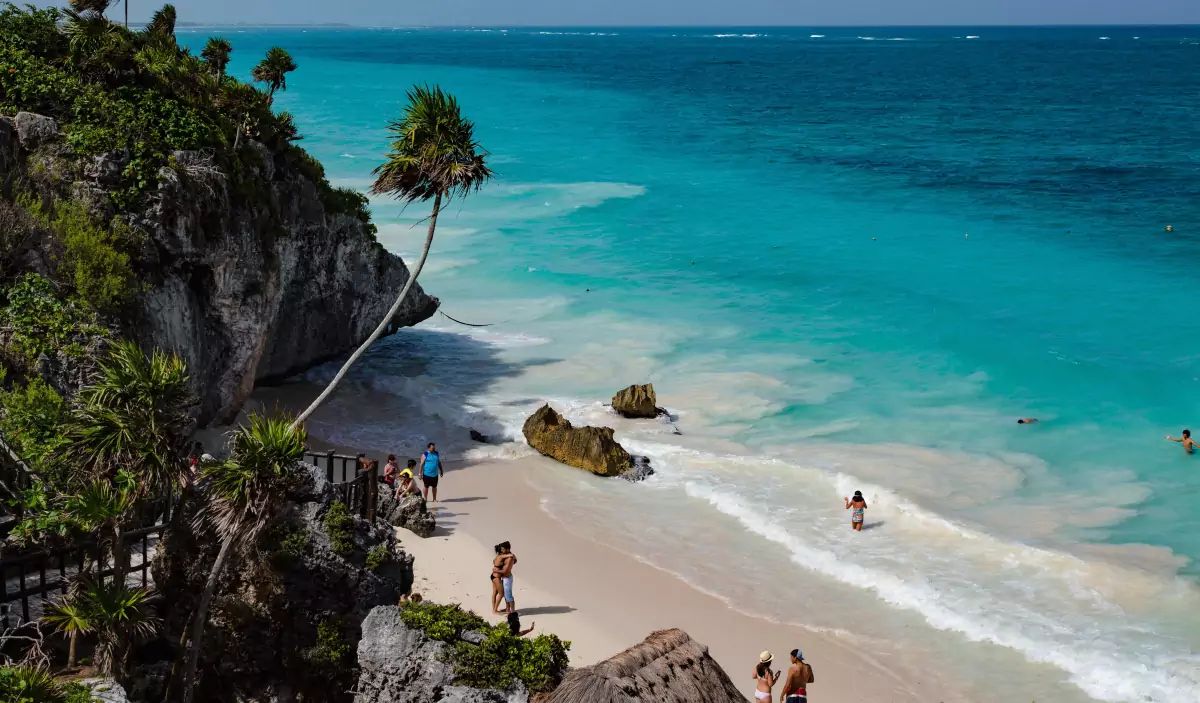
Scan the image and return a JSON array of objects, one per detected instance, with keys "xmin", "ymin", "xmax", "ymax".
[
  {"xmin": 541, "ymin": 629, "xmax": 747, "ymax": 703},
  {"xmin": 378, "ymin": 489, "xmax": 436, "ymax": 538},
  {"xmin": 354, "ymin": 605, "xmax": 527, "ymax": 703},
  {"xmin": 522, "ymin": 404, "xmax": 633, "ymax": 478},
  {"xmin": 0, "ymin": 113, "xmax": 439, "ymax": 424},
  {"xmin": 150, "ymin": 462, "xmax": 414, "ymax": 702},
  {"xmin": 610, "ymin": 384, "xmax": 661, "ymax": 419}
]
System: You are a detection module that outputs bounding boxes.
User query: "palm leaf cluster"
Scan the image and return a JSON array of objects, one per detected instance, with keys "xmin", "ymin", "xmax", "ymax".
[
  {"xmin": 371, "ymin": 85, "xmax": 493, "ymax": 203},
  {"xmin": 45, "ymin": 577, "xmax": 158, "ymax": 678},
  {"xmin": 250, "ymin": 46, "xmax": 297, "ymax": 101}
]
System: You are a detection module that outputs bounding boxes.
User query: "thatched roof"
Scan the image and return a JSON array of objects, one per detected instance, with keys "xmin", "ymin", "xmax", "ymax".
[{"xmin": 539, "ymin": 628, "xmax": 748, "ymax": 703}]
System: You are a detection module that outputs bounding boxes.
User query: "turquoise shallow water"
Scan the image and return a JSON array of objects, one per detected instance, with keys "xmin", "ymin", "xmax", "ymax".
[{"xmin": 184, "ymin": 27, "xmax": 1200, "ymax": 701}]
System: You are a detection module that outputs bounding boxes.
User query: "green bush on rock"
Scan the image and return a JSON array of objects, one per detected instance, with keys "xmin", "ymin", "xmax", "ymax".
[
  {"xmin": 399, "ymin": 601, "xmax": 571, "ymax": 693},
  {"xmin": 322, "ymin": 500, "xmax": 355, "ymax": 557},
  {"xmin": 0, "ymin": 273, "xmax": 107, "ymax": 370},
  {"xmin": 365, "ymin": 543, "xmax": 390, "ymax": 572},
  {"xmin": 0, "ymin": 376, "xmax": 68, "ymax": 472},
  {"xmin": 24, "ymin": 199, "xmax": 139, "ymax": 314}
]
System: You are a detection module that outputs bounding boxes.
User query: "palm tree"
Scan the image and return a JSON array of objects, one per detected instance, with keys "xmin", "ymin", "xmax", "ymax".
[
  {"xmin": 291, "ymin": 85, "xmax": 491, "ymax": 428},
  {"xmin": 250, "ymin": 46, "xmax": 297, "ymax": 103},
  {"xmin": 67, "ymin": 340, "xmax": 193, "ymax": 495},
  {"xmin": 177, "ymin": 414, "xmax": 307, "ymax": 703},
  {"xmin": 68, "ymin": 0, "xmax": 114, "ymax": 17},
  {"xmin": 200, "ymin": 37, "xmax": 232, "ymax": 77},
  {"xmin": 79, "ymin": 579, "xmax": 158, "ymax": 680},
  {"xmin": 145, "ymin": 3, "xmax": 175, "ymax": 38},
  {"xmin": 43, "ymin": 598, "xmax": 92, "ymax": 670},
  {"xmin": 66, "ymin": 474, "xmax": 137, "ymax": 584}
]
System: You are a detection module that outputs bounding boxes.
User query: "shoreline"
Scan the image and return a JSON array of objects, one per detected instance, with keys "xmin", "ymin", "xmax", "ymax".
[{"xmin": 238, "ymin": 381, "xmax": 969, "ymax": 703}]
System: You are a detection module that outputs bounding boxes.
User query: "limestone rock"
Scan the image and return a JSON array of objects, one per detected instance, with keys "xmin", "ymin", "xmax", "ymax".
[
  {"xmin": 611, "ymin": 383, "xmax": 660, "ymax": 419},
  {"xmin": 621, "ymin": 456, "xmax": 655, "ymax": 482},
  {"xmin": 378, "ymin": 488, "xmax": 436, "ymax": 538},
  {"xmin": 81, "ymin": 679, "xmax": 131, "ymax": 703},
  {"xmin": 522, "ymin": 404, "xmax": 632, "ymax": 478},
  {"xmin": 354, "ymin": 606, "xmax": 528, "ymax": 703},
  {"xmin": 83, "ymin": 151, "xmax": 127, "ymax": 186},
  {"xmin": 13, "ymin": 112, "xmax": 57, "ymax": 148},
  {"xmin": 541, "ymin": 629, "xmax": 746, "ymax": 703}
]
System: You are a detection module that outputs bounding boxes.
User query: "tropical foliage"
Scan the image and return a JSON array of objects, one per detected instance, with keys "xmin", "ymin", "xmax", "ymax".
[
  {"xmin": 0, "ymin": 664, "xmax": 94, "ymax": 703},
  {"xmin": 46, "ymin": 578, "xmax": 159, "ymax": 679},
  {"xmin": 399, "ymin": 601, "xmax": 570, "ymax": 693}
]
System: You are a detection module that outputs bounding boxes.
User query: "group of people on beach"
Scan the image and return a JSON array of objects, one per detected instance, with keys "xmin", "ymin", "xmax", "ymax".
[
  {"xmin": 754, "ymin": 649, "xmax": 815, "ymax": 703},
  {"xmin": 376, "ymin": 441, "xmax": 444, "ymax": 501}
]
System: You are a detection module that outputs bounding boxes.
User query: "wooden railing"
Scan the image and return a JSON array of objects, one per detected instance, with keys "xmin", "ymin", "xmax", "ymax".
[{"xmin": 302, "ymin": 451, "xmax": 379, "ymax": 522}]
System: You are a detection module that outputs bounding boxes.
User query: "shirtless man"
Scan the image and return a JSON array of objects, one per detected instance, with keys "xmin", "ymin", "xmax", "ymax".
[
  {"xmin": 1166, "ymin": 429, "xmax": 1196, "ymax": 454},
  {"xmin": 780, "ymin": 649, "xmax": 814, "ymax": 703}
]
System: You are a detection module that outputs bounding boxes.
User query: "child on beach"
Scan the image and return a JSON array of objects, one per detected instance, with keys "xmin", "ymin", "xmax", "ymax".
[
  {"xmin": 752, "ymin": 651, "xmax": 779, "ymax": 701},
  {"xmin": 844, "ymin": 491, "xmax": 868, "ymax": 531}
]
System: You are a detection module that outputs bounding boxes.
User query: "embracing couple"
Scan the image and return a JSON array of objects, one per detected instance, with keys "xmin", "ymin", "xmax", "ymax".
[
  {"xmin": 754, "ymin": 649, "xmax": 814, "ymax": 703},
  {"xmin": 490, "ymin": 541, "xmax": 517, "ymax": 614}
]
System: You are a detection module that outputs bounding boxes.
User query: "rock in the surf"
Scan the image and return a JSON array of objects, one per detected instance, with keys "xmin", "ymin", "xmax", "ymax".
[
  {"xmin": 611, "ymin": 383, "xmax": 660, "ymax": 419},
  {"xmin": 522, "ymin": 404, "xmax": 633, "ymax": 478}
]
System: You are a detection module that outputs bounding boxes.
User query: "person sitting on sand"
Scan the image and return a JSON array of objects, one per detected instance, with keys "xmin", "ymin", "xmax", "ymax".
[
  {"xmin": 753, "ymin": 651, "xmax": 779, "ymax": 702},
  {"xmin": 1017, "ymin": 417, "xmax": 1039, "ymax": 425},
  {"xmin": 1166, "ymin": 429, "xmax": 1196, "ymax": 454},
  {"xmin": 383, "ymin": 454, "xmax": 399, "ymax": 486},
  {"xmin": 844, "ymin": 491, "xmax": 868, "ymax": 532},
  {"xmin": 780, "ymin": 649, "xmax": 814, "ymax": 703},
  {"xmin": 506, "ymin": 611, "xmax": 535, "ymax": 637}
]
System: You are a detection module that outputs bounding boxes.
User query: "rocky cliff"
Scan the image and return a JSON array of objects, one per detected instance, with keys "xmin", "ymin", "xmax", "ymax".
[{"xmin": 0, "ymin": 112, "xmax": 437, "ymax": 424}]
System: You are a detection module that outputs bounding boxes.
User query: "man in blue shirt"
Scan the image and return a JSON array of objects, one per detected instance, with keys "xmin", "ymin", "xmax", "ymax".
[{"xmin": 420, "ymin": 442, "xmax": 444, "ymax": 502}]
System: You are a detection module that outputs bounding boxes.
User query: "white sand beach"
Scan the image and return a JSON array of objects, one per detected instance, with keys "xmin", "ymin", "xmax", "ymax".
[{"xmin": 235, "ymin": 382, "xmax": 971, "ymax": 703}]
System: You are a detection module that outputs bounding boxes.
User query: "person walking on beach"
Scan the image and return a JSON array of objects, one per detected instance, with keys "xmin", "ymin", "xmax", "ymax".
[
  {"xmin": 844, "ymin": 491, "xmax": 868, "ymax": 531},
  {"xmin": 753, "ymin": 651, "xmax": 779, "ymax": 702},
  {"xmin": 421, "ymin": 442, "xmax": 444, "ymax": 501},
  {"xmin": 1165, "ymin": 429, "xmax": 1196, "ymax": 454},
  {"xmin": 780, "ymin": 649, "xmax": 814, "ymax": 703}
]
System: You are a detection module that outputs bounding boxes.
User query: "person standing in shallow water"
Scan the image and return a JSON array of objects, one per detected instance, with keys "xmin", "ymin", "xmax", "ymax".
[
  {"xmin": 420, "ymin": 442, "xmax": 444, "ymax": 501},
  {"xmin": 1165, "ymin": 429, "xmax": 1196, "ymax": 454},
  {"xmin": 844, "ymin": 491, "xmax": 867, "ymax": 531}
]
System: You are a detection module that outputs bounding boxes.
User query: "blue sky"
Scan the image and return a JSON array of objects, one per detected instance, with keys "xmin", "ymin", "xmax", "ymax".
[{"xmin": 29, "ymin": 0, "xmax": 1200, "ymax": 26}]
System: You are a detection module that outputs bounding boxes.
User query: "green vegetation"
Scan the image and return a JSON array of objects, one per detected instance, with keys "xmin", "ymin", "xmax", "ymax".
[
  {"xmin": 365, "ymin": 543, "xmax": 390, "ymax": 572},
  {"xmin": 0, "ymin": 273, "xmax": 107, "ymax": 371},
  {"xmin": 302, "ymin": 618, "xmax": 352, "ymax": 670},
  {"xmin": 322, "ymin": 500, "xmax": 355, "ymax": 558},
  {"xmin": 269, "ymin": 525, "xmax": 310, "ymax": 568},
  {"xmin": 399, "ymin": 601, "xmax": 571, "ymax": 693},
  {"xmin": 0, "ymin": 377, "xmax": 68, "ymax": 473},
  {"xmin": 0, "ymin": 665, "xmax": 94, "ymax": 702},
  {"xmin": 46, "ymin": 578, "xmax": 159, "ymax": 680}
]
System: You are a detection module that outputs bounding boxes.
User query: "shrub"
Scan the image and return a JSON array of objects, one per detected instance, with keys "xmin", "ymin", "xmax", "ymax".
[
  {"xmin": 399, "ymin": 601, "xmax": 571, "ymax": 693},
  {"xmin": 268, "ymin": 525, "xmax": 309, "ymax": 568},
  {"xmin": 23, "ymin": 199, "xmax": 138, "ymax": 314},
  {"xmin": 303, "ymin": 618, "xmax": 351, "ymax": 669},
  {"xmin": 0, "ymin": 273, "xmax": 108, "ymax": 369},
  {"xmin": 0, "ymin": 663, "xmax": 94, "ymax": 702},
  {"xmin": 322, "ymin": 500, "xmax": 355, "ymax": 557},
  {"xmin": 0, "ymin": 376, "xmax": 68, "ymax": 472},
  {"xmin": 365, "ymin": 543, "xmax": 390, "ymax": 572}
]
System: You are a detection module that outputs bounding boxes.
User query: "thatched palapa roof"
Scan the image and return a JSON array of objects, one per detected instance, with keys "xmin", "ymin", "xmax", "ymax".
[{"xmin": 540, "ymin": 628, "xmax": 748, "ymax": 703}]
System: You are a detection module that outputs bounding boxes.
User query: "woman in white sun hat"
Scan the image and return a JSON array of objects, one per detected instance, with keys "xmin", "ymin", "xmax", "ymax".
[{"xmin": 753, "ymin": 650, "xmax": 780, "ymax": 701}]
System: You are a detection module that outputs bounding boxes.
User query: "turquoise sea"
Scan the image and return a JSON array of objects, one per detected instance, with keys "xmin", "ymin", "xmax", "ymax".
[{"xmin": 183, "ymin": 27, "xmax": 1200, "ymax": 702}]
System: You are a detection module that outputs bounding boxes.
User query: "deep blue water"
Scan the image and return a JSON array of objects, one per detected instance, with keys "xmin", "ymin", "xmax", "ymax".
[{"xmin": 183, "ymin": 26, "xmax": 1200, "ymax": 701}]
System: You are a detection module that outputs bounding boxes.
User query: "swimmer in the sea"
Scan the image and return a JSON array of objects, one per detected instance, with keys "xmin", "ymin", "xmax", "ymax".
[
  {"xmin": 1166, "ymin": 429, "xmax": 1196, "ymax": 454},
  {"xmin": 1017, "ymin": 418, "xmax": 1039, "ymax": 425}
]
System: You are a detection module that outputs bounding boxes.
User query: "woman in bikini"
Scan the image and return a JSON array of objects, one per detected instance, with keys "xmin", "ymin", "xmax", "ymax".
[
  {"xmin": 752, "ymin": 651, "xmax": 779, "ymax": 702},
  {"xmin": 491, "ymin": 543, "xmax": 515, "ymax": 614},
  {"xmin": 844, "ymin": 490, "xmax": 868, "ymax": 531}
]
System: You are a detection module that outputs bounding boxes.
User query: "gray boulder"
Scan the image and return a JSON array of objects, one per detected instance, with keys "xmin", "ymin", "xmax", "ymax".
[
  {"xmin": 377, "ymin": 488, "xmax": 436, "ymax": 537},
  {"xmin": 81, "ymin": 679, "xmax": 131, "ymax": 703},
  {"xmin": 83, "ymin": 151, "xmax": 128, "ymax": 186},
  {"xmin": 355, "ymin": 606, "xmax": 528, "ymax": 703},
  {"xmin": 13, "ymin": 112, "xmax": 57, "ymax": 148}
]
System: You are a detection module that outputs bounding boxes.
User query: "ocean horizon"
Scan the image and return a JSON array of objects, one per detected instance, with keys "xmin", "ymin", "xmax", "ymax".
[{"xmin": 184, "ymin": 25, "xmax": 1200, "ymax": 702}]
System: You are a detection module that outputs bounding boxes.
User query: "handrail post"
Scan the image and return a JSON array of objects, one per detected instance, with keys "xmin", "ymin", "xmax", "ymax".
[
  {"xmin": 366, "ymin": 460, "xmax": 378, "ymax": 521},
  {"xmin": 326, "ymin": 450, "xmax": 335, "ymax": 484}
]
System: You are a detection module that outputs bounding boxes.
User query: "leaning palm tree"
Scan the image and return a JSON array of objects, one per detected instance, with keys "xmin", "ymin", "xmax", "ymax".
[
  {"xmin": 200, "ymin": 37, "xmax": 232, "ymax": 77},
  {"xmin": 250, "ymin": 46, "xmax": 296, "ymax": 103},
  {"xmin": 177, "ymin": 414, "xmax": 307, "ymax": 703},
  {"xmin": 291, "ymin": 85, "xmax": 491, "ymax": 428}
]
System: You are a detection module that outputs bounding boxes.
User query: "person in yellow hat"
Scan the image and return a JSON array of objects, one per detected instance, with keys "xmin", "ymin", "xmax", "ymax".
[
  {"xmin": 753, "ymin": 650, "xmax": 779, "ymax": 701},
  {"xmin": 395, "ymin": 461, "xmax": 418, "ymax": 499}
]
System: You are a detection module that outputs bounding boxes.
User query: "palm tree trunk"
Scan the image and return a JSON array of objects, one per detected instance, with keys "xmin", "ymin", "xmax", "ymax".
[
  {"xmin": 291, "ymin": 192, "xmax": 442, "ymax": 429},
  {"xmin": 111, "ymin": 525, "xmax": 126, "ymax": 587},
  {"xmin": 67, "ymin": 631, "xmax": 78, "ymax": 669},
  {"xmin": 124, "ymin": 0, "xmax": 128, "ymax": 28},
  {"xmin": 178, "ymin": 535, "xmax": 236, "ymax": 703}
]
